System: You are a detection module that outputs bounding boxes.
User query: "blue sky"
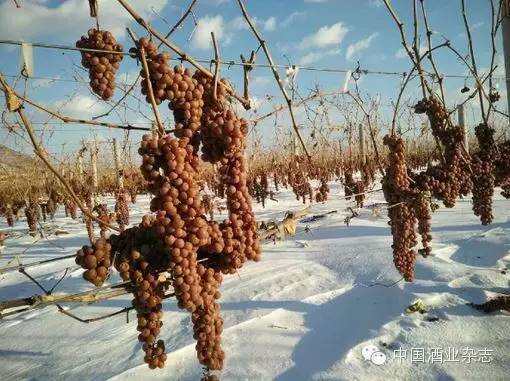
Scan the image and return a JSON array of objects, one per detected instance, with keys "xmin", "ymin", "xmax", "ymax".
[{"xmin": 0, "ymin": 0, "xmax": 504, "ymax": 156}]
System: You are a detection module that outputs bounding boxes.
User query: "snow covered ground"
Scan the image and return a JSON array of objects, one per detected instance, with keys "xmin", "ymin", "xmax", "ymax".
[{"xmin": 0, "ymin": 182, "xmax": 509, "ymax": 381}]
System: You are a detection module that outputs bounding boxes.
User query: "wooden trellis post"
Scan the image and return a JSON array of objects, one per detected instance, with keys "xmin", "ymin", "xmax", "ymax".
[
  {"xmin": 77, "ymin": 147, "xmax": 84, "ymax": 182},
  {"xmin": 90, "ymin": 143, "xmax": 98, "ymax": 191},
  {"xmin": 112, "ymin": 138, "xmax": 124, "ymax": 189},
  {"xmin": 457, "ymin": 103, "xmax": 469, "ymax": 153},
  {"xmin": 358, "ymin": 123, "xmax": 366, "ymax": 165}
]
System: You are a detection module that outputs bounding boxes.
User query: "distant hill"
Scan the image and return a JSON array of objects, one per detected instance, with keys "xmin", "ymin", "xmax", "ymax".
[{"xmin": 0, "ymin": 144, "xmax": 36, "ymax": 169}]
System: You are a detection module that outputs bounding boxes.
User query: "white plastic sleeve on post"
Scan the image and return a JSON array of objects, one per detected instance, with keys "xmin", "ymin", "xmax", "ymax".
[
  {"xmin": 20, "ymin": 42, "xmax": 34, "ymax": 77},
  {"xmin": 342, "ymin": 70, "xmax": 352, "ymax": 93}
]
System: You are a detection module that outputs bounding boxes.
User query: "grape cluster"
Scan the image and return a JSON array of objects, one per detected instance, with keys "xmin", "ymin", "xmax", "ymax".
[
  {"xmin": 353, "ymin": 181, "xmax": 366, "ymax": 208},
  {"xmin": 249, "ymin": 173, "xmax": 270, "ymax": 207},
  {"xmin": 412, "ymin": 103, "xmax": 472, "ymax": 208},
  {"xmin": 94, "ymin": 203, "xmax": 115, "ymax": 238},
  {"xmin": 361, "ymin": 161, "xmax": 375, "ymax": 187},
  {"xmin": 115, "ymin": 190, "xmax": 130, "ymax": 230},
  {"xmin": 414, "ymin": 97, "xmax": 448, "ymax": 139},
  {"xmin": 134, "ymin": 38, "xmax": 172, "ymax": 105},
  {"xmin": 412, "ymin": 192, "xmax": 432, "ymax": 257},
  {"xmin": 471, "ymin": 123, "xmax": 496, "ymax": 225},
  {"xmin": 344, "ymin": 169, "xmax": 355, "ymax": 199},
  {"xmin": 76, "ymin": 29, "xmax": 124, "ymax": 100},
  {"xmin": 131, "ymin": 257, "xmax": 167, "ymax": 369},
  {"xmin": 75, "ymin": 238, "xmax": 112, "ymax": 286},
  {"xmin": 471, "ymin": 156, "xmax": 494, "ymax": 225},
  {"xmin": 24, "ymin": 201, "xmax": 39, "ymax": 235},
  {"xmin": 3, "ymin": 205, "xmax": 14, "ymax": 227},
  {"xmin": 315, "ymin": 179, "xmax": 329, "ymax": 202},
  {"xmin": 495, "ymin": 141, "xmax": 510, "ymax": 198},
  {"xmin": 75, "ymin": 41, "xmax": 261, "ymax": 374},
  {"xmin": 108, "ymin": 218, "xmax": 171, "ymax": 368},
  {"xmin": 383, "ymin": 135, "xmax": 418, "ymax": 281}
]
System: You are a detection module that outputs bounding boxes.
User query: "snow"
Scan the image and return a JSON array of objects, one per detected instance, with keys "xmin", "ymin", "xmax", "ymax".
[{"xmin": 0, "ymin": 182, "xmax": 509, "ymax": 381}]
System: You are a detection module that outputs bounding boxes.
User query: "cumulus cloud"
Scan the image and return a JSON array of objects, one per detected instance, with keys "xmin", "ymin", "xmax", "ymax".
[
  {"xmin": 298, "ymin": 52, "xmax": 323, "ymax": 66},
  {"xmin": 346, "ymin": 32, "xmax": 378, "ymax": 60},
  {"xmin": 300, "ymin": 22, "xmax": 349, "ymax": 49},
  {"xmin": 54, "ymin": 94, "xmax": 108, "ymax": 119},
  {"xmin": 230, "ymin": 15, "xmax": 277, "ymax": 32},
  {"xmin": 368, "ymin": 0, "xmax": 382, "ymax": 7},
  {"xmin": 298, "ymin": 48, "xmax": 341, "ymax": 65},
  {"xmin": 394, "ymin": 44, "xmax": 426, "ymax": 59},
  {"xmin": 282, "ymin": 11, "xmax": 306, "ymax": 27},
  {"xmin": 190, "ymin": 13, "xmax": 276, "ymax": 50},
  {"xmin": 191, "ymin": 15, "xmax": 226, "ymax": 50},
  {"xmin": 252, "ymin": 76, "xmax": 272, "ymax": 86},
  {"xmin": 263, "ymin": 17, "xmax": 276, "ymax": 32},
  {"xmin": 0, "ymin": 0, "xmax": 168, "ymax": 42}
]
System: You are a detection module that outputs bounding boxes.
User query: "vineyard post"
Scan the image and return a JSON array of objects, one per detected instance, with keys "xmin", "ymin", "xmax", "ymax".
[
  {"xmin": 77, "ymin": 149, "xmax": 84, "ymax": 181},
  {"xmin": 502, "ymin": 0, "xmax": 510, "ymax": 121},
  {"xmin": 90, "ymin": 143, "xmax": 98, "ymax": 191},
  {"xmin": 457, "ymin": 103, "xmax": 469, "ymax": 153},
  {"xmin": 112, "ymin": 138, "xmax": 124, "ymax": 189},
  {"xmin": 358, "ymin": 123, "xmax": 366, "ymax": 165}
]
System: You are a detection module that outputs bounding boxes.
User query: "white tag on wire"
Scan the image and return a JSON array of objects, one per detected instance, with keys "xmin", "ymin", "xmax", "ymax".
[
  {"xmin": 20, "ymin": 42, "xmax": 34, "ymax": 77},
  {"xmin": 341, "ymin": 70, "xmax": 351, "ymax": 93}
]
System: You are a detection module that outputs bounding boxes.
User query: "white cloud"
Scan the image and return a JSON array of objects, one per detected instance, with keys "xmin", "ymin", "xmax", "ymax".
[
  {"xmin": 304, "ymin": 0, "xmax": 329, "ymax": 2},
  {"xmin": 472, "ymin": 21, "xmax": 484, "ymax": 30},
  {"xmin": 346, "ymin": 32, "xmax": 378, "ymax": 60},
  {"xmin": 263, "ymin": 17, "xmax": 276, "ymax": 32},
  {"xmin": 0, "ymin": 0, "xmax": 168, "ymax": 42},
  {"xmin": 55, "ymin": 94, "xmax": 108, "ymax": 119},
  {"xmin": 395, "ymin": 47, "xmax": 407, "ymax": 59},
  {"xmin": 368, "ymin": 0, "xmax": 382, "ymax": 7},
  {"xmin": 230, "ymin": 16, "xmax": 248, "ymax": 30},
  {"xmin": 191, "ymin": 15, "xmax": 226, "ymax": 50},
  {"xmin": 300, "ymin": 22, "xmax": 349, "ymax": 49},
  {"xmin": 230, "ymin": 15, "xmax": 277, "ymax": 32},
  {"xmin": 394, "ymin": 44, "xmax": 426, "ymax": 59},
  {"xmin": 282, "ymin": 11, "xmax": 306, "ymax": 27},
  {"xmin": 252, "ymin": 76, "xmax": 272, "ymax": 86},
  {"xmin": 298, "ymin": 52, "xmax": 323, "ymax": 66},
  {"xmin": 298, "ymin": 48, "xmax": 341, "ymax": 65}
]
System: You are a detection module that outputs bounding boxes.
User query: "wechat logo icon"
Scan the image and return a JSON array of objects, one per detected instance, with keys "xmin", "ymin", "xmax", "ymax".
[{"xmin": 362, "ymin": 345, "xmax": 387, "ymax": 365}]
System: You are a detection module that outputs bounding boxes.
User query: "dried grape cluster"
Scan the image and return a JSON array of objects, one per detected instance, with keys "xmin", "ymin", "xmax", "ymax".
[
  {"xmin": 413, "ymin": 97, "xmax": 472, "ymax": 207},
  {"xmin": 0, "ymin": 204, "xmax": 15, "ymax": 227},
  {"xmin": 344, "ymin": 169, "xmax": 355, "ymax": 199},
  {"xmin": 383, "ymin": 135, "xmax": 418, "ymax": 281},
  {"xmin": 249, "ymin": 173, "xmax": 270, "ymax": 207},
  {"xmin": 353, "ymin": 181, "xmax": 366, "ymax": 208},
  {"xmin": 76, "ymin": 28, "xmax": 124, "ymax": 100},
  {"xmin": 75, "ymin": 237, "xmax": 112, "ymax": 286},
  {"xmin": 471, "ymin": 156, "xmax": 494, "ymax": 225},
  {"xmin": 134, "ymin": 38, "xmax": 172, "ymax": 105},
  {"xmin": 495, "ymin": 141, "xmax": 510, "ymax": 198},
  {"xmin": 471, "ymin": 123, "xmax": 496, "ymax": 225},
  {"xmin": 315, "ymin": 179, "xmax": 329, "ymax": 202},
  {"xmin": 112, "ymin": 40, "xmax": 261, "ymax": 374},
  {"xmin": 115, "ymin": 190, "xmax": 130, "ymax": 230},
  {"xmin": 24, "ymin": 201, "xmax": 39, "ymax": 235},
  {"xmin": 343, "ymin": 167, "xmax": 366, "ymax": 207},
  {"xmin": 414, "ymin": 96, "xmax": 448, "ymax": 139},
  {"xmin": 412, "ymin": 192, "xmax": 432, "ymax": 257},
  {"xmin": 108, "ymin": 218, "xmax": 171, "ymax": 368}
]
